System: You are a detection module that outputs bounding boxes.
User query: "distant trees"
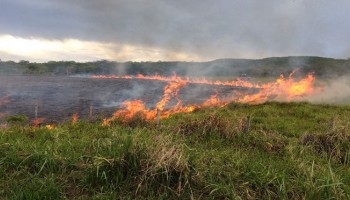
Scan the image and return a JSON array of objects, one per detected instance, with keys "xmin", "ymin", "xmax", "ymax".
[{"xmin": 0, "ymin": 57, "xmax": 349, "ymax": 77}]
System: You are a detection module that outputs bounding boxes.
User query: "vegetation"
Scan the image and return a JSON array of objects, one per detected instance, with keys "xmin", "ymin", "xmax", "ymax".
[
  {"xmin": 1, "ymin": 102, "xmax": 350, "ymax": 199},
  {"xmin": 1, "ymin": 56, "xmax": 350, "ymax": 78}
]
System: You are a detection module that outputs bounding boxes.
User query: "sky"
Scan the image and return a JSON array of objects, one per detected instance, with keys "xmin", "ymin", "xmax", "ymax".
[{"xmin": 0, "ymin": 0, "xmax": 349, "ymax": 62}]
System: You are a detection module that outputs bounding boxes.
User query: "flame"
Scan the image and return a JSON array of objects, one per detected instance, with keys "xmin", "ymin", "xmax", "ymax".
[
  {"xmin": 103, "ymin": 100, "xmax": 157, "ymax": 125},
  {"xmin": 72, "ymin": 112, "xmax": 78, "ymax": 124},
  {"xmin": 46, "ymin": 124, "xmax": 55, "ymax": 129},
  {"xmin": 95, "ymin": 71, "xmax": 320, "ymax": 125},
  {"xmin": 114, "ymin": 100, "xmax": 153, "ymax": 119},
  {"xmin": 32, "ymin": 117, "xmax": 46, "ymax": 127},
  {"xmin": 102, "ymin": 118, "xmax": 111, "ymax": 126},
  {"xmin": 91, "ymin": 73, "xmax": 256, "ymax": 88},
  {"xmin": 237, "ymin": 73, "xmax": 317, "ymax": 103},
  {"xmin": 202, "ymin": 91, "xmax": 227, "ymax": 107},
  {"xmin": 0, "ymin": 72, "xmax": 319, "ymax": 127},
  {"xmin": 156, "ymin": 80, "xmax": 187, "ymax": 111}
]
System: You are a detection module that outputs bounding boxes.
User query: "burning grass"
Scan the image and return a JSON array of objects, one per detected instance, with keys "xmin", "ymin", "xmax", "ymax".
[
  {"xmin": 98, "ymin": 71, "xmax": 322, "ymax": 126},
  {"xmin": 1, "ymin": 102, "xmax": 350, "ymax": 199}
]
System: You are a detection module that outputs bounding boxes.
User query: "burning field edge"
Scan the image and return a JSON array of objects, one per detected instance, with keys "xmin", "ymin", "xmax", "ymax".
[
  {"xmin": 0, "ymin": 71, "xmax": 321, "ymax": 127},
  {"xmin": 92, "ymin": 71, "xmax": 320, "ymax": 127}
]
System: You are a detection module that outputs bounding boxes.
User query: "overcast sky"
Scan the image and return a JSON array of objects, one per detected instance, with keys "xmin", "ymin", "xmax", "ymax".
[{"xmin": 0, "ymin": 0, "xmax": 349, "ymax": 62}]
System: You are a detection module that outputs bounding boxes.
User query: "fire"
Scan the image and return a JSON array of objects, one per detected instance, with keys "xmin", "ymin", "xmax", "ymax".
[
  {"xmin": 102, "ymin": 118, "xmax": 111, "ymax": 126},
  {"xmin": 102, "ymin": 100, "xmax": 156, "ymax": 126},
  {"xmin": 287, "ymin": 74, "xmax": 315, "ymax": 98},
  {"xmin": 72, "ymin": 112, "xmax": 78, "ymax": 124},
  {"xmin": 156, "ymin": 80, "xmax": 187, "ymax": 111},
  {"xmin": 91, "ymin": 73, "xmax": 256, "ymax": 88},
  {"xmin": 32, "ymin": 117, "xmax": 46, "ymax": 127},
  {"xmin": 95, "ymin": 72, "xmax": 321, "ymax": 125},
  {"xmin": 237, "ymin": 73, "xmax": 317, "ymax": 103},
  {"xmin": 46, "ymin": 124, "xmax": 55, "ymax": 129},
  {"xmin": 202, "ymin": 91, "xmax": 225, "ymax": 107},
  {"xmin": 114, "ymin": 100, "xmax": 154, "ymax": 120}
]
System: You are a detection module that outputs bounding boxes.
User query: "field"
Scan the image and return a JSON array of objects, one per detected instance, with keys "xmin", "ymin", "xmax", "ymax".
[
  {"xmin": 1, "ymin": 101, "xmax": 350, "ymax": 199},
  {"xmin": 0, "ymin": 75, "xmax": 253, "ymax": 122}
]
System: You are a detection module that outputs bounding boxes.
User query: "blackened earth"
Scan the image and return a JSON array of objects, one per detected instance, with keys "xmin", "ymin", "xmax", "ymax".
[{"xmin": 0, "ymin": 75, "xmax": 257, "ymax": 122}]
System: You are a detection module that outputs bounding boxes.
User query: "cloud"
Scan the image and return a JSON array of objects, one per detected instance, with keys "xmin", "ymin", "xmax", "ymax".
[
  {"xmin": 0, "ymin": 35, "xmax": 202, "ymax": 62},
  {"xmin": 1, "ymin": 0, "xmax": 350, "ymax": 61}
]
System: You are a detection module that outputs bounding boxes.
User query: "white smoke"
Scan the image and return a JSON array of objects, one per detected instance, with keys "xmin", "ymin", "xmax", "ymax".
[{"xmin": 308, "ymin": 76, "xmax": 350, "ymax": 104}]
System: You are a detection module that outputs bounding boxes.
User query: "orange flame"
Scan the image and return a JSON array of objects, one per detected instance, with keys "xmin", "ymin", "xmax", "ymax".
[
  {"xmin": 237, "ymin": 73, "xmax": 317, "ymax": 103},
  {"xmin": 46, "ymin": 124, "xmax": 55, "ymax": 129},
  {"xmin": 91, "ymin": 73, "xmax": 256, "ymax": 88},
  {"xmin": 72, "ymin": 112, "xmax": 78, "ymax": 124},
  {"xmin": 32, "ymin": 117, "xmax": 46, "ymax": 127},
  {"xmin": 156, "ymin": 80, "xmax": 187, "ymax": 111},
  {"xmin": 95, "ymin": 72, "xmax": 321, "ymax": 125}
]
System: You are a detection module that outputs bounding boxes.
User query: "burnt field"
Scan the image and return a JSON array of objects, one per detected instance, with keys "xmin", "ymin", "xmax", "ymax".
[{"xmin": 0, "ymin": 75, "xmax": 255, "ymax": 122}]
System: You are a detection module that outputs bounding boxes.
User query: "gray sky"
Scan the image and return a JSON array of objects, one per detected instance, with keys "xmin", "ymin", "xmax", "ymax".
[{"xmin": 0, "ymin": 0, "xmax": 349, "ymax": 61}]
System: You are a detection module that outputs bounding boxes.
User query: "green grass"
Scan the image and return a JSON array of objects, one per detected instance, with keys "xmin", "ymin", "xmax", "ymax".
[{"xmin": 1, "ymin": 102, "xmax": 350, "ymax": 199}]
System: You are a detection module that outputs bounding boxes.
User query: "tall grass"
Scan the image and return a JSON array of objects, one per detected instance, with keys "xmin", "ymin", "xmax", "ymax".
[{"xmin": 1, "ymin": 102, "xmax": 350, "ymax": 199}]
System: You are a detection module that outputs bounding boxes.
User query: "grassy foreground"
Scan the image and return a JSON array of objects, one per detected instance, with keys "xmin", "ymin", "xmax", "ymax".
[{"xmin": 1, "ymin": 102, "xmax": 350, "ymax": 199}]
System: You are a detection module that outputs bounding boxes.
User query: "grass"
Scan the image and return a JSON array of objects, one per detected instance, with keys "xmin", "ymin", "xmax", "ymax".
[{"xmin": 1, "ymin": 101, "xmax": 350, "ymax": 199}]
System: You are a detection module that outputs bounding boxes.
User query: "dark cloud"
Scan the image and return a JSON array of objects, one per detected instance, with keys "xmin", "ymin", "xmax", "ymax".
[{"xmin": 1, "ymin": 0, "xmax": 350, "ymax": 60}]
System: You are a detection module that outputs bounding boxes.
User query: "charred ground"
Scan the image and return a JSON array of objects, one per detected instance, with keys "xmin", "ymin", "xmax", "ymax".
[{"xmin": 0, "ymin": 75, "xmax": 255, "ymax": 122}]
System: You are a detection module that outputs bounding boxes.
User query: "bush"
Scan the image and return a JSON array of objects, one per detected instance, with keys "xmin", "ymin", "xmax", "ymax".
[{"xmin": 5, "ymin": 115, "xmax": 28, "ymax": 125}]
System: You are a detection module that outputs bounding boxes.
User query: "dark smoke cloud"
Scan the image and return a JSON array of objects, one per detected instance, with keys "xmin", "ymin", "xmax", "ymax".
[{"xmin": 1, "ymin": 0, "xmax": 350, "ymax": 60}]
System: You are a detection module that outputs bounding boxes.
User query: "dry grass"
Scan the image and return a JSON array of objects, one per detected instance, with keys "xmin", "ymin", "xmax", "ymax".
[
  {"xmin": 111, "ymin": 112, "xmax": 150, "ymax": 128},
  {"xmin": 175, "ymin": 113, "xmax": 241, "ymax": 140},
  {"xmin": 136, "ymin": 134, "xmax": 192, "ymax": 197},
  {"xmin": 300, "ymin": 127, "xmax": 350, "ymax": 164}
]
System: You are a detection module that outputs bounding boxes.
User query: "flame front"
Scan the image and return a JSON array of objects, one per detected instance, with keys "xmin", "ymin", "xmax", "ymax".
[
  {"xmin": 237, "ymin": 73, "xmax": 317, "ymax": 103},
  {"xmin": 94, "ymin": 72, "xmax": 321, "ymax": 125}
]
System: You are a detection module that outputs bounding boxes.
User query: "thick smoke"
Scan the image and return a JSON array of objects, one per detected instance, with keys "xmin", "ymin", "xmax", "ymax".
[{"xmin": 307, "ymin": 76, "xmax": 350, "ymax": 104}]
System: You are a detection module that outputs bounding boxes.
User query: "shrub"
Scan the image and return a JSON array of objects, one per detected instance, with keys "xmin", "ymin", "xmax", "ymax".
[{"xmin": 5, "ymin": 115, "xmax": 28, "ymax": 125}]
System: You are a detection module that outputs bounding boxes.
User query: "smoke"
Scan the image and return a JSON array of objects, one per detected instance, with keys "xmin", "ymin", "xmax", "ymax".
[
  {"xmin": 1, "ymin": 0, "xmax": 350, "ymax": 61},
  {"xmin": 102, "ymin": 82, "xmax": 150, "ymax": 108},
  {"xmin": 307, "ymin": 76, "xmax": 350, "ymax": 104}
]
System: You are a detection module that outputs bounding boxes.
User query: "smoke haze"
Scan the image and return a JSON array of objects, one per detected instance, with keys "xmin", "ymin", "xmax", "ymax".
[
  {"xmin": 1, "ymin": 0, "xmax": 350, "ymax": 61},
  {"xmin": 307, "ymin": 76, "xmax": 350, "ymax": 104}
]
